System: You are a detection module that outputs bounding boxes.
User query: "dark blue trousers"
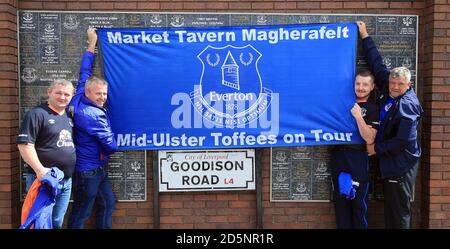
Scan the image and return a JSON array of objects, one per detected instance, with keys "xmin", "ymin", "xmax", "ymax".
[
  {"xmin": 68, "ymin": 167, "xmax": 115, "ymax": 229},
  {"xmin": 333, "ymin": 181, "xmax": 369, "ymax": 229},
  {"xmin": 331, "ymin": 148, "xmax": 370, "ymax": 229}
]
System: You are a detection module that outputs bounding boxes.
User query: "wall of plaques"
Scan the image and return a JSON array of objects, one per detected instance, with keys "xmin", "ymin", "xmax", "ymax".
[
  {"xmin": 271, "ymin": 146, "xmax": 332, "ymax": 201},
  {"xmin": 17, "ymin": 11, "xmax": 418, "ymax": 202}
]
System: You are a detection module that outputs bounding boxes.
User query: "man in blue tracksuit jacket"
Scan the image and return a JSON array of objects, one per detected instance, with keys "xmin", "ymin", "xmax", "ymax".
[
  {"xmin": 357, "ymin": 21, "xmax": 423, "ymax": 229},
  {"xmin": 68, "ymin": 27, "xmax": 118, "ymax": 229}
]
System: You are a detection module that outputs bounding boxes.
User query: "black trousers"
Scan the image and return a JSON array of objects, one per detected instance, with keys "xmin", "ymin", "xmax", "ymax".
[
  {"xmin": 383, "ymin": 162, "xmax": 419, "ymax": 229},
  {"xmin": 333, "ymin": 181, "xmax": 370, "ymax": 229},
  {"xmin": 330, "ymin": 148, "xmax": 370, "ymax": 229}
]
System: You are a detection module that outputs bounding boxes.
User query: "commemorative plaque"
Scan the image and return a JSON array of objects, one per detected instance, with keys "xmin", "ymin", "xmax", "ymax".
[
  {"xmin": 271, "ymin": 146, "xmax": 332, "ymax": 201},
  {"xmin": 109, "ymin": 151, "xmax": 146, "ymax": 201}
]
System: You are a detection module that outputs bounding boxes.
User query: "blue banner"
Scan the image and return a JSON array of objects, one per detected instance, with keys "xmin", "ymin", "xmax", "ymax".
[{"xmin": 97, "ymin": 23, "xmax": 361, "ymax": 150}]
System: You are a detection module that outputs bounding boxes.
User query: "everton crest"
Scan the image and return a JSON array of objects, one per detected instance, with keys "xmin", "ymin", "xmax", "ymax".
[
  {"xmin": 191, "ymin": 45, "xmax": 272, "ymax": 127},
  {"xmin": 63, "ymin": 14, "xmax": 79, "ymax": 30}
]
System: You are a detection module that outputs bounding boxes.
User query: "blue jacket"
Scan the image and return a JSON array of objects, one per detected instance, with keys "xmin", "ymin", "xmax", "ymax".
[
  {"xmin": 69, "ymin": 52, "xmax": 117, "ymax": 172},
  {"xmin": 20, "ymin": 167, "xmax": 64, "ymax": 229},
  {"xmin": 362, "ymin": 37, "xmax": 423, "ymax": 179}
]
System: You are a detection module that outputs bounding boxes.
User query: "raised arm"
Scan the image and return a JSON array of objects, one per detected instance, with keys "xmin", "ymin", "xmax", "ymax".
[
  {"xmin": 75, "ymin": 27, "xmax": 97, "ymax": 96},
  {"xmin": 86, "ymin": 27, "xmax": 97, "ymax": 53},
  {"xmin": 356, "ymin": 21, "xmax": 390, "ymax": 92}
]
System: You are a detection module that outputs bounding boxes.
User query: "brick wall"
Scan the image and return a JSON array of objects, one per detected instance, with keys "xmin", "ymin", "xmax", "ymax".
[
  {"xmin": 0, "ymin": 0, "xmax": 19, "ymax": 229},
  {"xmin": 0, "ymin": 0, "xmax": 446, "ymax": 229},
  {"xmin": 422, "ymin": 0, "xmax": 450, "ymax": 228}
]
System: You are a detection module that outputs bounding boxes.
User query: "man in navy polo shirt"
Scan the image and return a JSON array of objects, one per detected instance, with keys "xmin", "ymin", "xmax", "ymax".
[{"xmin": 17, "ymin": 78, "xmax": 76, "ymax": 229}]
